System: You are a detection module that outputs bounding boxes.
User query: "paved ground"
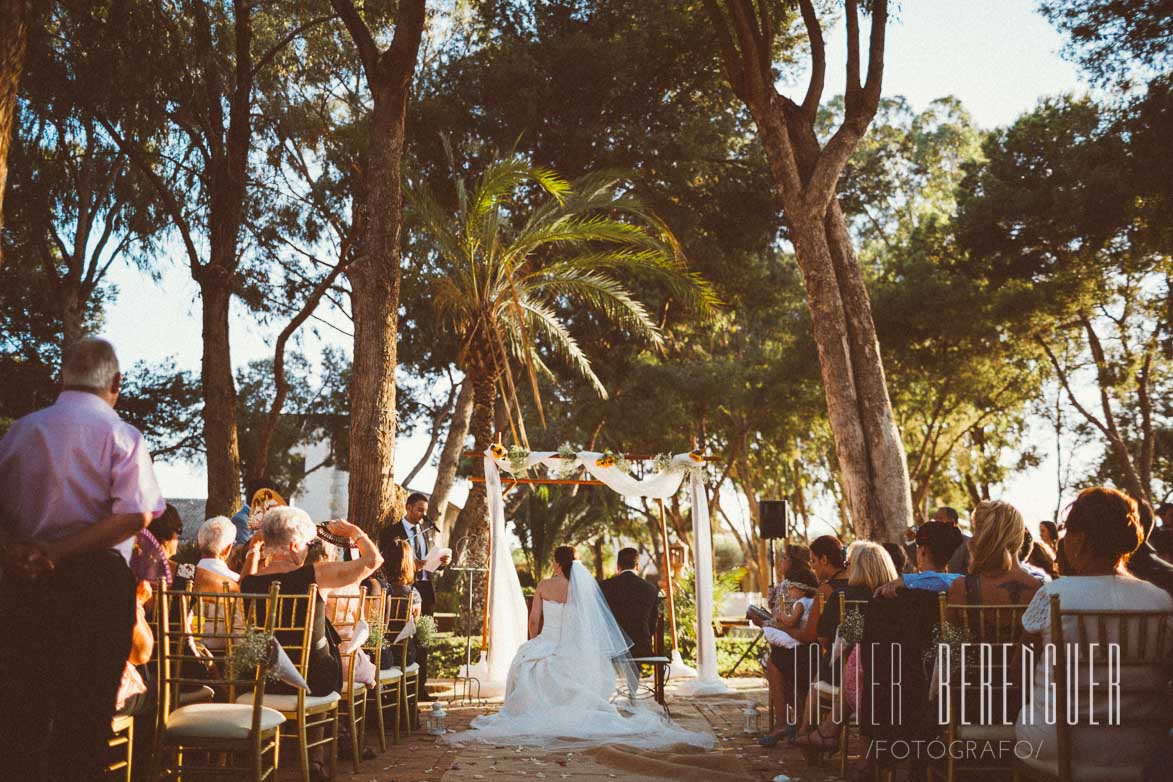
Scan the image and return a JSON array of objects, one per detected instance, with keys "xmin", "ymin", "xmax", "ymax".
[{"xmin": 271, "ymin": 677, "xmax": 853, "ymax": 782}]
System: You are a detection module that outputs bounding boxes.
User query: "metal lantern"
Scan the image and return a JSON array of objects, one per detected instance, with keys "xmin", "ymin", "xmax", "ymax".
[
  {"xmin": 743, "ymin": 701, "xmax": 761, "ymax": 735},
  {"xmin": 425, "ymin": 701, "xmax": 448, "ymax": 736}
]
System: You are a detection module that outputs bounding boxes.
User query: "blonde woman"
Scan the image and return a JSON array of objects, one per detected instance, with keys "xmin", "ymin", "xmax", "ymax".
[
  {"xmin": 795, "ymin": 543, "xmax": 898, "ymax": 755},
  {"xmin": 944, "ymin": 500, "xmax": 1040, "ymax": 629}
]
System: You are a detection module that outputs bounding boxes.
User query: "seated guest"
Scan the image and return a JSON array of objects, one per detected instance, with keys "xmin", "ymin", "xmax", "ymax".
[
  {"xmin": 115, "ymin": 580, "xmax": 156, "ymax": 717},
  {"xmin": 1017, "ymin": 487, "xmax": 1173, "ymax": 779},
  {"xmin": 945, "ymin": 500, "xmax": 1041, "ymax": 630},
  {"xmin": 241, "ymin": 509, "xmax": 381, "ymax": 782},
  {"xmin": 768, "ymin": 543, "xmax": 811, "ymax": 615},
  {"xmin": 130, "ymin": 503, "xmax": 183, "ymax": 587},
  {"xmin": 380, "ymin": 538, "xmax": 422, "ymax": 672},
  {"xmin": 241, "ymin": 509, "xmax": 383, "ymax": 696},
  {"xmin": 1038, "ymin": 519, "xmax": 1059, "ymax": 550},
  {"xmin": 882, "ymin": 541, "xmax": 908, "ymax": 575},
  {"xmin": 1018, "ymin": 528, "xmax": 1052, "ymax": 582},
  {"xmin": 761, "ymin": 569, "xmax": 818, "ymax": 650},
  {"xmin": 194, "ymin": 516, "xmax": 243, "ymax": 590},
  {"xmin": 873, "ymin": 521, "xmax": 964, "ymax": 597},
  {"xmin": 1026, "ymin": 536, "xmax": 1057, "ymax": 580},
  {"xmin": 1127, "ymin": 498, "xmax": 1173, "ymax": 598},
  {"xmin": 795, "ymin": 542, "xmax": 899, "ymax": 755},
  {"xmin": 759, "ymin": 535, "xmax": 846, "ymax": 747},
  {"xmin": 230, "ymin": 477, "xmax": 280, "ymax": 546},
  {"xmin": 601, "ymin": 547, "xmax": 660, "ymax": 658}
]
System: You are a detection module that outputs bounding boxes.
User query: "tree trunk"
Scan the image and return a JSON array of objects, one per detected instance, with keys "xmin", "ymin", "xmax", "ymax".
[
  {"xmin": 704, "ymin": 0, "xmax": 911, "ymax": 542},
  {"xmin": 344, "ymin": 87, "xmax": 407, "ymax": 534},
  {"xmin": 449, "ymin": 357, "xmax": 497, "ymax": 559},
  {"xmin": 199, "ymin": 275, "xmax": 242, "ymax": 517},
  {"xmin": 333, "ymin": 0, "xmax": 426, "ymax": 535},
  {"xmin": 429, "ymin": 378, "xmax": 474, "ymax": 525},
  {"xmin": 60, "ymin": 283, "xmax": 84, "ymax": 349},
  {"xmin": 0, "ymin": 0, "xmax": 27, "ymax": 265}
]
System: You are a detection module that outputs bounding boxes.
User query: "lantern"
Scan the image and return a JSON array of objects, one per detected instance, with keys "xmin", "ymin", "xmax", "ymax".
[
  {"xmin": 742, "ymin": 701, "xmax": 761, "ymax": 735},
  {"xmin": 425, "ymin": 701, "xmax": 448, "ymax": 735}
]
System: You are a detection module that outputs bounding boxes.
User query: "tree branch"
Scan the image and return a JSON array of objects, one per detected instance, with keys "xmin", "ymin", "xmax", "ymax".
[{"xmin": 798, "ymin": 0, "xmax": 825, "ymax": 120}]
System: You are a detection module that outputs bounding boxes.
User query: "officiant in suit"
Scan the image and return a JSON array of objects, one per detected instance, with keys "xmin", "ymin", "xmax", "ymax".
[
  {"xmin": 379, "ymin": 492, "xmax": 449, "ymax": 702},
  {"xmin": 600, "ymin": 547, "xmax": 660, "ymax": 658}
]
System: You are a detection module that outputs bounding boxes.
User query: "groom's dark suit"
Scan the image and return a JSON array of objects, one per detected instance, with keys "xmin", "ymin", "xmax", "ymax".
[{"xmin": 600, "ymin": 570, "xmax": 660, "ymax": 658}]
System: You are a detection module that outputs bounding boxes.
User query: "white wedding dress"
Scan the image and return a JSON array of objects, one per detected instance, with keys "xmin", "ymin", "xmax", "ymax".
[{"xmin": 445, "ymin": 562, "xmax": 713, "ymax": 750}]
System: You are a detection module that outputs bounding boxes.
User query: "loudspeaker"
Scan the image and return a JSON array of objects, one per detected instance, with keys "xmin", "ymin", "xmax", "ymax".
[{"xmin": 759, "ymin": 499, "xmax": 788, "ymax": 539}]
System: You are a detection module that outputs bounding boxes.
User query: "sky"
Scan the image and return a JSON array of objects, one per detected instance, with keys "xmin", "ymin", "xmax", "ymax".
[{"xmin": 102, "ymin": 0, "xmax": 1090, "ymax": 531}]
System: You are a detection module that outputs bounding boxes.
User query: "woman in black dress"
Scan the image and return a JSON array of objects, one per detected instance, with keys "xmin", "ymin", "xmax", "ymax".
[{"xmin": 240, "ymin": 508, "xmax": 383, "ymax": 781}]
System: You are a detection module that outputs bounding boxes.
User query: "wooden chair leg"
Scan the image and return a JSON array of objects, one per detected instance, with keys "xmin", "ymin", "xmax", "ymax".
[
  {"xmin": 329, "ymin": 709, "xmax": 339, "ymax": 780},
  {"xmin": 297, "ymin": 717, "xmax": 311, "ymax": 782},
  {"xmin": 373, "ymin": 683, "xmax": 388, "ymax": 753},
  {"xmin": 346, "ymin": 696, "xmax": 361, "ymax": 772}
]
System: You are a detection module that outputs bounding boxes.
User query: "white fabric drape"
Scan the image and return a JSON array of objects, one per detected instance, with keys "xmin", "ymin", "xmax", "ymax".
[
  {"xmin": 676, "ymin": 470, "xmax": 730, "ymax": 694},
  {"xmin": 483, "ymin": 456, "xmax": 529, "ymax": 689},
  {"xmin": 482, "ymin": 449, "xmax": 723, "ymax": 688}
]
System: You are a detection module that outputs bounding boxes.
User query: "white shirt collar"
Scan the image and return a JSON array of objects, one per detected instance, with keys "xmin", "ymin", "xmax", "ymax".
[
  {"xmin": 196, "ymin": 557, "xmax": 240, "ymax": 583},
  {"xmin": 620, "ymin": 568, "xmax": 639, "ymax": 576}
]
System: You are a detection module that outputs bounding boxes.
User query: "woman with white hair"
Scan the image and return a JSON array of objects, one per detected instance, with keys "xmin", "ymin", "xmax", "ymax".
[{"xmin": 240, "ymin": 508, "xmax": 382, "ymax": 695}]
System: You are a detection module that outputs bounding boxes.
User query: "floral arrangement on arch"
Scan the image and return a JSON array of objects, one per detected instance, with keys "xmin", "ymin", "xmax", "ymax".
[{"xmin": 595, "ymin": 450, "xmax": 631, "ymax": 473}]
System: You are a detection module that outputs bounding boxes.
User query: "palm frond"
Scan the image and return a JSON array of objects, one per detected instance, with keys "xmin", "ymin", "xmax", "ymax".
[
  {"xmin": 528, "ymin": 268, "xmax": 664, "ymax": 347},
  {"xmin": 518, "ymin": 297, "xmax": 608, "ymax": 398}
]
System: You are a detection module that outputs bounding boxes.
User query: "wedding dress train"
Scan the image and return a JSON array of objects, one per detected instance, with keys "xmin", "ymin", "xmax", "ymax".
[{"xmin": 444, "ymin": 562, "xmax": 713, "ymax": 750}]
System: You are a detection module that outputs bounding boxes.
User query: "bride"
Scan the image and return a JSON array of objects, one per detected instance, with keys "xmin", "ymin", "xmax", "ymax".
[{"xmin": 445, "ymin": 546, "xmax": 713, "ymax": 750}]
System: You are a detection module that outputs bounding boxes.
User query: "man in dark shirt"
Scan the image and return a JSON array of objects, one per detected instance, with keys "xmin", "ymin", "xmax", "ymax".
[{"xmin": 600, "ymin": 547, "xmax": 660, "ymax": 657}]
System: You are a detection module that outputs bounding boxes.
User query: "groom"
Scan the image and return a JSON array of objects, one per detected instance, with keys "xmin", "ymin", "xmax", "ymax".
[{"xmin": 600, "ymin": 547, "xmax": 660, "ymax": 658}]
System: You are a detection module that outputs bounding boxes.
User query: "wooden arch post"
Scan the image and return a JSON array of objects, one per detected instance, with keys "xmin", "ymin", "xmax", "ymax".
[{"xmin": 656, "ymin": 498, "xmax": 679, "ymax": 651}]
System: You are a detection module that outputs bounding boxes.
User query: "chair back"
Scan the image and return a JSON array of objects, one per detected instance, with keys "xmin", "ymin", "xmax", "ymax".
[
  {"xmin": 936, "ymin": 592, "xmax": 1030, "ymax": 732},
  {"xmin": 1047, "ymin": 594, "xmax": 1172, "ymax": 781},
  {"xmin": 384, "ymin": 593, "xmax": 414, "ymax": 669},
  {"xmin": 156, "ymin": 581, "xmax": 280, "ymax": 731},
  {"xmin": 361, "ymin": 592, "xmax": 388, "ymax": 670},
  {"xmin": 326, "ymin": 587, "xmax": 368, "ymax": 689},
  {"xmin": 265, "ymin": 585, "xmax": 321, "ymax": 683}
]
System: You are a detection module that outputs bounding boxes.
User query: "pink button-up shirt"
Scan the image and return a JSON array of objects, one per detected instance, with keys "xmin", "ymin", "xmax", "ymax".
[{"xmin": 0, "ymin": 390, "xmax": 166, "ymax": 561}]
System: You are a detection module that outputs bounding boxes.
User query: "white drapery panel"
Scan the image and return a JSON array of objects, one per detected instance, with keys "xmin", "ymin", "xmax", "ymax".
[
  {"xmin": 481, "ymin": 449, "xmax": 725, "ymax": 689},
  {"xmin": 483, "ymin": 457, "xmax": 530, "ymax": 688}
]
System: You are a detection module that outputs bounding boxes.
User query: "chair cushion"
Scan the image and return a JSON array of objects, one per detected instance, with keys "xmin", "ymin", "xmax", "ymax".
[
  {"xmin": 165, "ymin": 703, "xmax": 285, "ymax": 740},
  {"xmin": 234, "ymin": 690, "xmax": 341, "ymax": 712},
  {"xmin": 378, "ymin": 667, "xmax": 403, "ymax": 682},
  {"xmin": 110, "ymin": 714, "xmax": 134, "ymax": 733},
  {"xmin": 404, "ymin": 662, "xmax": 419, "ymax": 675},
  {"xmin": 631, "ymin": 656, "xmax": 671, "ymax": 664},
  {"xmin": 812, "ymin": 680, "xmax": 840, "ymax": 696},
  {"xmin": 177, "ymin": 686, "xmax": 215, "ymax": 706}
]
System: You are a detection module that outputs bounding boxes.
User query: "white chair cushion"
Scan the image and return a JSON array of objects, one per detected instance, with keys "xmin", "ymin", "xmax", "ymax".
[
  {"xmin": 165, "ymin": 703, "xmax": 285, "ymax": 740},
  {"xmin": 379, "ymin": 667, "xmax": 403, "ymax": 682},
  {"xmin": 235, "ymin": 690, "xmax": 341, "ymax": 712},
  {"xmin": 631, "ymin": 656, "xmax": 671, "ymax": 664},
  {"xmin": 812, "ymin": 680, "xmax": 840, "ymax": 696},
  {"xmin": 404, "ymin": 662, "xmax": 419, "ymax": 675},
  {"xmin": 177, "ymin": 686, "xmax": 215, "ymax": 706}
]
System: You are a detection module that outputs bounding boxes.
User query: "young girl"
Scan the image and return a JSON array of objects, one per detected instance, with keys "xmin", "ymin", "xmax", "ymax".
[{"xmin": 764, "ymin": 571, "xmax": 818, "ymax": 649}]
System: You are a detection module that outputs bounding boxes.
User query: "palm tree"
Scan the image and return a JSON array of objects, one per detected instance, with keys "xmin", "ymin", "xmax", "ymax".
[{"xmin": 408, "ymin": 153, "xmax": 716, "ymax": 550}]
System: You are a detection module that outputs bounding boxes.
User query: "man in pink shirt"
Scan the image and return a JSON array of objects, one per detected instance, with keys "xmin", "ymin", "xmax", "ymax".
[{"xmin": 0, "ymin": 337, "xmax": 165, "ymax": 782}]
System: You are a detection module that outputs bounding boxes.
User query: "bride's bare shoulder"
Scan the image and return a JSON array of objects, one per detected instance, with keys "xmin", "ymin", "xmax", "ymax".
[{"xmin": 536, "ymin": 576, "xmax": 568, "ymax": 601}]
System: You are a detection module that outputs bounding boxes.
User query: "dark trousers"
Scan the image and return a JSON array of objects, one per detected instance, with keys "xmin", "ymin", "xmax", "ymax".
[
  {"xmin": 415, "ymin": 579, "xmax": 435, "ymax": 701},
  {"xmin": 0, "ymin": 549, "xmax": 135, "ymax": 782}
]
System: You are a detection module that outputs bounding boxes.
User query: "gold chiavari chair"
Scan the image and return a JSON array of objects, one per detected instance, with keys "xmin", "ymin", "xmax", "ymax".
[
  {"xmin": 233, "ymin": 584, "xmax": 341, "ymax": 782},
  {"xmin": 1013, "ymin": 594, "xmax": 1172, "ymax": 782},
  {"xmin": 383, "ymin": 594, "xmax": 421, "ymax": 735},
  {"xmin": 325, "ymin": 587, "xmax": 370, "ymax": 772},
  {"xmin": 362, "ymin": 592, "xmax": 400, "ymax": 752},
  {"xmin": 807, "ymin": 593, "xmax": 869, "ymax": 775},
  {"xmin": 152, "ymin": 581, "xmax": 284, "ymax": 781},
  {"xmin": 107, "ymin": 714, "xmax": 133, "ymax": 781},
  {"xmin": 929, "ymin": 591, "xmax": 1030, "ymax": 782}
]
